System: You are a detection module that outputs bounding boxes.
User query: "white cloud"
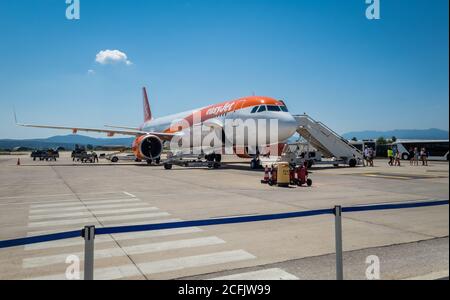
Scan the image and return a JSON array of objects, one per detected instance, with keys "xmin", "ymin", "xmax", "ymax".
[{"xmin": 95, "ymin": 50, "xmax": 132, "ymax": 66}]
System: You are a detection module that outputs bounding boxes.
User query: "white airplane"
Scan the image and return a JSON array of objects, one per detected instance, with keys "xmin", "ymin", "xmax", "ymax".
[{"xmin": 16, "ymin": 88, "xmax": 298, "ymax": 169}]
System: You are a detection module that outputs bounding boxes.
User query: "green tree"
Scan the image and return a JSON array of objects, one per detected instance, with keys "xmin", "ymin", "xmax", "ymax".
[
  {"xmin": 86, "ymin": 144, "xmax": 94, "ymax": 151},
  {"xmin": 376, "ymin": 137, "xmax": 387, "ymax": 145},
  {"xmin": 391, "ymin": 136, "xmax": 397, "ymax": 142},
  {"xmin": 351, "ymin": 137, "xmax": 358, "ymax": 142}
]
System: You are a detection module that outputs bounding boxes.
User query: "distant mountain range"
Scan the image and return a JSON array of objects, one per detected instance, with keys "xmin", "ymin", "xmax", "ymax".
[
  {"xmin": 342, "ymin": 128, "xmax": 449, "ymax": 141},
  {"xmin": 0, "ymin": 135, "xmax": 134, "ymax": 150},
  {"xmin": 1, "ymin": 128, "xmax": 448, "ymax": 150}
]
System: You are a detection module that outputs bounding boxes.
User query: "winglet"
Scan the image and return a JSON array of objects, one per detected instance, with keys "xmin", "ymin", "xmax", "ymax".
[
  {"xmin": 143, "ymin": 87, "xmax": 152, "ymax": 123},
  {"xmin": 13, "ymin": 106, "xmax": 18, "ymax": 124}
]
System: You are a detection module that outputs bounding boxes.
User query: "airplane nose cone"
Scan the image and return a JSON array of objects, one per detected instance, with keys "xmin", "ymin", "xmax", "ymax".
[{"xmin": 278, "ymin": 114, "xmax": 298, "ymax": 141}]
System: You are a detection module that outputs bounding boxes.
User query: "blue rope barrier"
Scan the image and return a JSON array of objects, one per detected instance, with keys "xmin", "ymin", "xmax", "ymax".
[
  {"xmin": 95, "ymin": 208, "xmax": 334, "ymax": 235},
  {"xmin": 342, "ymin": 200, "xmax": 449, "ymax": 213},
  {"xmin": 0, "ymin": 199, "xmax": 447, "ymax": 249},
  {"xmin": 0, "ymin": 230, "xmax": 80, "ymax": 249}
]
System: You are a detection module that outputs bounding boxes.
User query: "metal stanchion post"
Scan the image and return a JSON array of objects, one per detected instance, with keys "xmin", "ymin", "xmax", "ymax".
[
  {"xmin": 82, "ymin": 225, "xmax": 95, "ymax": 280},
  {"xmin": 334, "ymin": 206, "xmax": 344, "ymax": 280}
]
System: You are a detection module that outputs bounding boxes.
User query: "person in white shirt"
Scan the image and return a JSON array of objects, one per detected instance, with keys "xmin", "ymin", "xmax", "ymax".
[{"xmin": 364, "ymin": 148, "xmax": 370, "ymax": 166}]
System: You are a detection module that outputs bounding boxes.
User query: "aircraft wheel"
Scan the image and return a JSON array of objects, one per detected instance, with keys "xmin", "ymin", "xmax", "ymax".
[
  {"xmin": 307, "ymin": 179, "xmax": 313, "ymax": 187},
  {"xmin": 164, "ymin": 163, "xmax": 173, "ymax": 170},
  {"xmin": 250, "ymin": 159, "xmax": 259, "ymax": 169}
]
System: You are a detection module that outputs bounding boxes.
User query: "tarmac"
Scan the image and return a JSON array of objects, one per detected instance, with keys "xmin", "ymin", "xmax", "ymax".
[{"xmin": 0, "ymin": 153, "xmax": 448, "ymax": 280}]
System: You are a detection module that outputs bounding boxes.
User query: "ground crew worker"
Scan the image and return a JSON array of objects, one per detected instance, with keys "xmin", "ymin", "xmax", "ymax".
[
  {"xmin": 92, "ymin": 151, "xmax": 99, "ymax": 163},
  {"xmin": 387, "ymin": 148, "xmax": 394, "ymax": 166}
]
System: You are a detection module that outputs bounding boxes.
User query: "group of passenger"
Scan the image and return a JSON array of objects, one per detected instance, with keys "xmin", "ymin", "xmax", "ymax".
[
  {"xmin": 363, "ymin": 147, "xmax": 375, "ymax": 167},
  {"xmin": 408, "ymin": 147, "xmax": 428, "ymax": 166},
  {"xmin": 387, "ymin": 146, "xmax": 428, "ymax": 167}
]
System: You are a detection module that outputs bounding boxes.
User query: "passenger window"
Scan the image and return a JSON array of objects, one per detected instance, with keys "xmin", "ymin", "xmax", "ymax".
[
  {"xmin": 267, "ymin": 105, "xmax": 281, "ymax": 112},
  {"xmin": 258, "ymin": 105, "xmax": 267, "ymax": 113},
  {"xmin": 251, "ymin": 106, "xmax": 259, "ymax": 114}
]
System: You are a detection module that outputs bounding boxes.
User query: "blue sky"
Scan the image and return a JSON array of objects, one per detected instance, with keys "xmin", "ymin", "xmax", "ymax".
[{"xmin": 0, "ymin": 0, "xmax": 448, "ymax": 139}]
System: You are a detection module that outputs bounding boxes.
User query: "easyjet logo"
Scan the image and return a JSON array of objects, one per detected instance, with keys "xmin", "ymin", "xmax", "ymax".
[{"xmin": 206, "ymin": 102, "xmax": 235, "ymax": 116}]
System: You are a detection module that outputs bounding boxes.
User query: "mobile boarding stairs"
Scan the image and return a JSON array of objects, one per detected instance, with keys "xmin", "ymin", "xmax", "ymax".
[{"xmin": 292, "ymin": 114, "xmax": 363, "ymax": 167}]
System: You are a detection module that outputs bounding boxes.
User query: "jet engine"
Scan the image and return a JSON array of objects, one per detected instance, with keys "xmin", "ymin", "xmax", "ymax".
[{"xmin": 132, "ymin": 135, "xmax": 163, "ymax": 160}]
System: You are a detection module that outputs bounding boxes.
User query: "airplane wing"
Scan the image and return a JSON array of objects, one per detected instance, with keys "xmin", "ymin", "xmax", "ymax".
[
  {"xmin": 16, "ymin": 122, "xmax": 178, "ymax": 141},
  {"xmin": 104, "ymin": 125, "xmax": 141, "ymax": 131}
]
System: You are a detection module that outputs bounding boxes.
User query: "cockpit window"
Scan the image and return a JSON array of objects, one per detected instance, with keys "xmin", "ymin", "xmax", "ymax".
[
  {"xmin": 267, "ymin": 105, "xmax": 281, "ymax": 112},
  {"xmin": 257, "ymin": 105, "xmax": 267, "ymax": 113},
  {"xmin": 280, "ymin": 106, "xmax": 288, "ymax": 112},
  {"xmin": 251, "ymin": 106, "xmax": 259, "ymax": 114}
]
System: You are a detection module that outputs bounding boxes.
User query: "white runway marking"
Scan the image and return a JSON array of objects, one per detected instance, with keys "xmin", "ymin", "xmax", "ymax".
[
  {"xmin": 28, "ymin": 218, "xmax": 100, "ymax": 228},
  {"xmin": 23, "ymin": 237, "xmax": 225, "ymax": 268},
  {"xmin": 30, "ymin": 206, "xmax": 90, "ymax": 215},
  {"xmin": 137, "ymin": 250, "xmax": 256, "ymax": 275},
  {"xmin": 97, "ymin": 212, "xmax": 170, "ymax": 222},
  {"xmin": 0, "ymin": 191, "xmax": 128, "ymax": 201},
  {"xmin": 210, "ymin": 268, "xmax": 299, "ymax": 280},
  {"xmin": 122, "ymin": 192, "xmax": 136, "ymax": 198},
  {"xmin": 30, "ymin": 202, "xmax": 84, "ymax": 209},
  {"xmin": 29, "ymin": 206, "xmax": 159, "ymax": 218},
  {"xmin": 102, "ymin": 218, "xmax": 182, "ymax": 227},
  {"xmin": 28, "ymin": 264, "xmax": 142, "ymax": 280},
  {"xmin": 24, "ymin": 236, "xmax": 113, "ymax": 251},
  {"xmin": 124, "ymin": 236, "xmax": 225, "ymax": 255},
  {"xmin": 23, "ymin": 248, "xmax": 126, "ymax": 268},
  {"xmin": 26, "ymin": 219, "xmax": 184, "ymax": 237},
  {"xmin": 30, "ymin": 198, "xmax": 139, "ymax": 209},
  {"xmin": 92, "ymin": 207, "xmax": 159, "ymax": 216},
  {"xmin": 24, "ymin": 227, "xmax": 203, "ymax": 251},
  {"xmin": 29, "ymin": 211, "xmax": 92, "ymax": 221},
  {"xmin": 84, "ymin": 201, "xmax": 147, "ymax": 209},
  {"xmin": 111, "ymin": 227, "xmax": 203, "ymax": 241}
]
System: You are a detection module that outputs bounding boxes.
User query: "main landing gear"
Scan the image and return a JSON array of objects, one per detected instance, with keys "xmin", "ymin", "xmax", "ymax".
[
  {"xmin": 206, "ymin": 153, "xmax": 221, "ymax": 169},
  {"xmin": 163, "ymin": 153, "xmax": 222, "ymax": 170},
  {"xmin": 250, "ymin": 158, "xmax": 262, "ymax": 170}
]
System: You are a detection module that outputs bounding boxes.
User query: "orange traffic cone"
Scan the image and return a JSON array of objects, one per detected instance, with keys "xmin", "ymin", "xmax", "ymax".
[
  {"xmin": 17, "ymin": 158, "xmax": 21, "ymax": 166},
  {"xmin": 261, "ymin": 166, "xmax": 270, "ymax": 184}
]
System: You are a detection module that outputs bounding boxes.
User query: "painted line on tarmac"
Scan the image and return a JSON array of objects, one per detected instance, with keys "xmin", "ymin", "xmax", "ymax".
[
  {"xmin": 97, "ymin": 212, "xmax": 171, "ymax": 223},
  {"xmin": 28, "ymin": 218, "xmax": 100, "ymax": 228},
  {"xmin": 210, "ymin": 268, "xmax": 299, "ymax": 280},
  {"xmin": 30, "ymin": 198, "xmax": 140, "ymax": 209},
  {"xmin": 22, "ymin": 236, "xmax": 226, "ymax": 268},
  {"xmin": 136, "ymin": 250, "xmax": 256, "ymax": 275},
  {"xmin": 29, "ymin": 207, "xmax": 159, "ymax": 219},
  {"xmin": 123, "ymin": 192, "xmax": 136, "ymax": 198},
  {"xmin": 27, "ymin": 264, "xmax": 142, "ymax": 280},
  {"xmin": 24, "ymin": 227, "xmax": 204, "ymax": 251},
  {"xmin": 0, "ymin": 191, "xmax": 130, "ymax": 200}
]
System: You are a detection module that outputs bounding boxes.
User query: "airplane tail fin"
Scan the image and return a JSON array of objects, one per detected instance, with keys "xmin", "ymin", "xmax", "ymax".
[{"xmin": 143, "ymin": 87, "xmax": 152, "ymax": 122}]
